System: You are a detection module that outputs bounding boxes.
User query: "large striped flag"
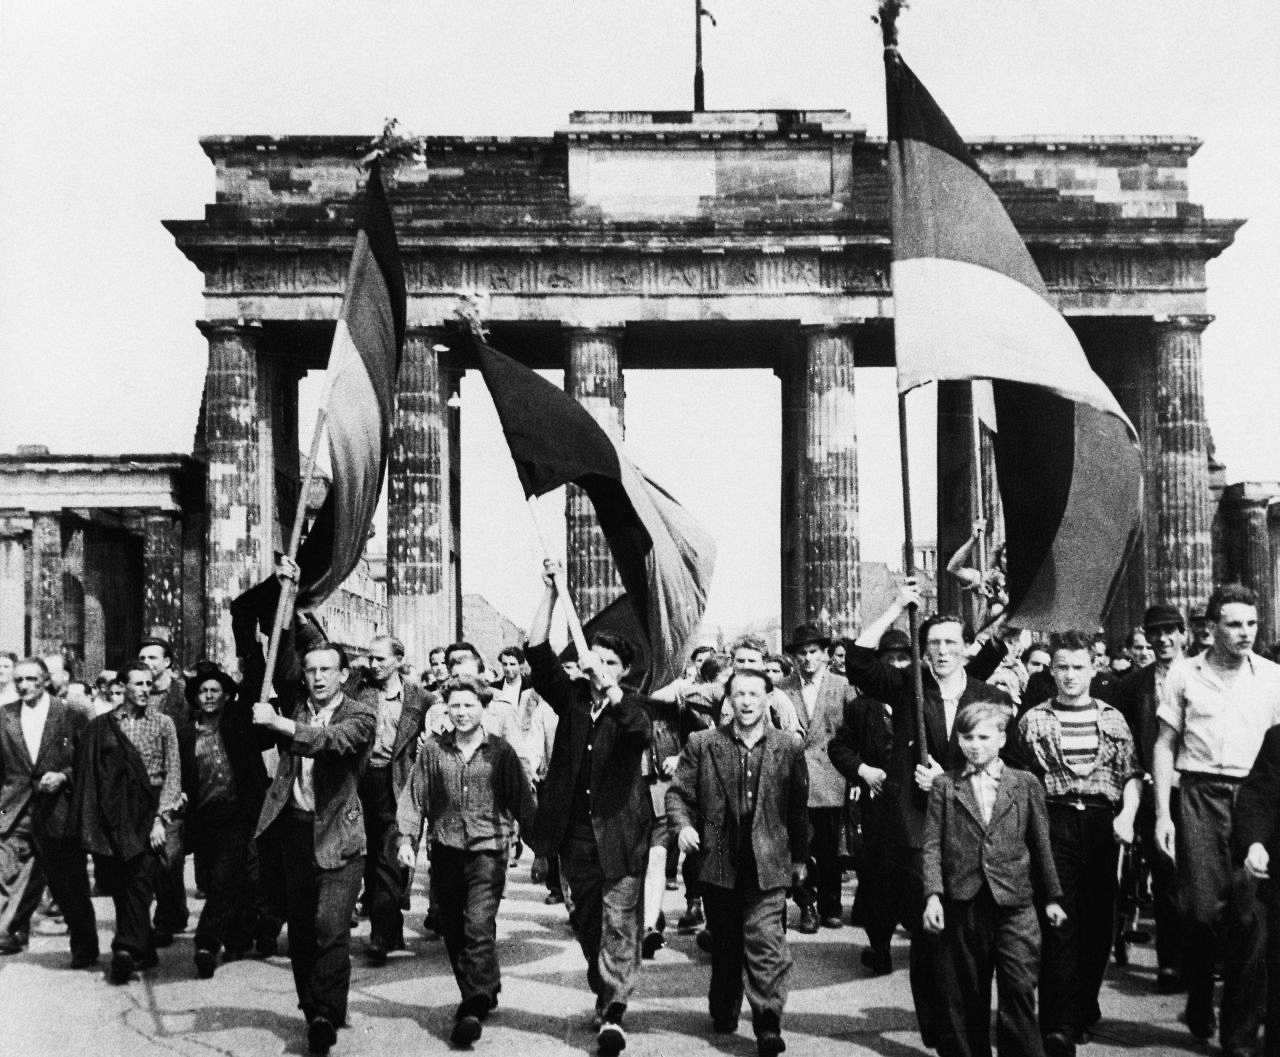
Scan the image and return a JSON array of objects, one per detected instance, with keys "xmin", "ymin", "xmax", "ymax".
[
  {"xmin": 472, "ymin": 338, "xmax": 716, "ymax": 691},
  {"xmin": 293, "ymin": 160, "xmax": 406, "ymax": 607},
  {"xmin": 231, "ymin": 161, "xmax": 404, "ymax": 677},
  {"xmin": 886, "ymin": 50, "xmax": 1142, "ymax": 631}
]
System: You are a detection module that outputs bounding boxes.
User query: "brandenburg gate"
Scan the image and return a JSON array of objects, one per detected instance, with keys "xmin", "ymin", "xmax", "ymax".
[{"xmin": 165, "ymin": 109, "xmax": 1243, "ymax": 665}]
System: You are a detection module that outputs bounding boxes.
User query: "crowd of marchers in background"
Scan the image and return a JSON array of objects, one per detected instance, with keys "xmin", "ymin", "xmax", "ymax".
[{"xmin": 3, "ymin": 559, "xmax": 1280, "ymax": 1057}]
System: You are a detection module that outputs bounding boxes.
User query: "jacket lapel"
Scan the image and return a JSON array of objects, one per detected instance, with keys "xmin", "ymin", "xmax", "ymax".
[
  {"xmin": 988, "ymin": 770, "xmax": 1016, "ymax": 828},
  {"xmin": 953, "ymin": 771, "xmax": 987, "ymax": 828},
  {"xmin": 390, "ymin": 685, "xmax": 421, "ymax": 759},
  {"xmin": 707, "ymin": 728, "xmax": 737, "ymax": 811},
  {"xmin": 1, "ymin": 705, "xmax": 31, "ymax": 770},
  {"xmin": 33, "ymin": 697, "xmax": 62, "ymax": 768}
]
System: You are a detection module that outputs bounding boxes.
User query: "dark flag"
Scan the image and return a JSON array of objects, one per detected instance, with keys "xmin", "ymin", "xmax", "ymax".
[
  {"xmin": 885, "ymin": 52, "xmax": 1142, "ymax": 631},
  {"xmin": 231, "ymin": 160, "xmax": 405, "ymax": 679},
  {"xmin": 472, "ymin": 338, "xmax": 715, "ymax": 690}
]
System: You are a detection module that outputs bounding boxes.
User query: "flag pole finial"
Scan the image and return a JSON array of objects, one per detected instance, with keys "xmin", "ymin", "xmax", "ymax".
[{"xmin": 875, "ymin": 0, "xmax": 906, "ymax": 52}]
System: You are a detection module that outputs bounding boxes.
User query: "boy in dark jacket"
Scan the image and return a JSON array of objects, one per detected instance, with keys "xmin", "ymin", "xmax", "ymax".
[{"xmin": 922, "ymin": 700, "xmax": 1065, "ymax": 1057}]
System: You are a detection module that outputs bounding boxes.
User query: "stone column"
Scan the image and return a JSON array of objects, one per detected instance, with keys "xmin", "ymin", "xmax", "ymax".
[
  {"xmin": 0, "ymin": 523, "xmax": 26, "ymax": 656},
  {"xmin": 564, "ymin": 326, "xmax": 625, "ymax": 621},
  {"xmin": 1152, "ymin": 315, "xmax": 1214, "ymax": 618},
  {"xmin": 799, "ymin": 324, "xmax": 860, "ymax": 638},
  {"xmin": 1222, "ymin": 483, "xmax": 1277, "ymax": 645},
  {"xmin": 30, "ymin": 511, "xmax": 64, "ymax": 658},
  {"xmin": 779, "ymin": 354, "xmax": 807, "ymax": 637},
  {"xmin": 143, "ymin": 513, "xmax": 184, "ymax": 657},
  {"xmin": 388, "ymin": 328, "xmax": 455, "ymax": 664},
  {"xmin": 198, "ymin": 320, "xmax": 265, "ymax": 666}
]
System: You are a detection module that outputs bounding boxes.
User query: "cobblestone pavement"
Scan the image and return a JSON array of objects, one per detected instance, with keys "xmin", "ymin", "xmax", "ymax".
[{"xmin": 0, "ymin": 861, "xmax": 1218, "ymax": 1057}]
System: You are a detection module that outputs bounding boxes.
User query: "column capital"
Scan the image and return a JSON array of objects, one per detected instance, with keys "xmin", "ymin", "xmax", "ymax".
[
  {"xmin": 1151, "ymin": 313, "xmax": 1214, "ymax": 334},
  {"xmin": 196, "ymin": 318, "xmax": 264, "ymax": 341},
  {"xmin": 563, "ymin": 323, "xmax": 625, "ymax": 340},
  {"xmin": 799, "ymin": 319, "xmax": 864, "ymax": 337}
]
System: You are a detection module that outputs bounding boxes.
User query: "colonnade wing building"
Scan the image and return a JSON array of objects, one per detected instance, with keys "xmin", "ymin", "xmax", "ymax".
[{"xmin": 7, "ymin": 107, "xmax": 1274, "ymax": 672}]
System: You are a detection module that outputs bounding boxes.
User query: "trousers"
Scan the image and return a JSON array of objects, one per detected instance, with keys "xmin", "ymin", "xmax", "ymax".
[
  {"xmin": 432, "ymin": 844, "xmax": 507, "ymax": 1006},
  {"xmin": 936, "ymin": 887, "xmax": 1044, "ymax": 1057},
  {"xmin": 358, "ymin": 766, "xmax": 406, "ymax": 947},
  {"xmin": 702, "ymin": 880, "xmax": 790, "ymax": 1033},
  {"xmin": 559, "ymin": 834, "xmax": 644, "ymax": 1020},
  {"xmin": 262, "ymin": 811, "xmax": 364, "ymax": 1025}
]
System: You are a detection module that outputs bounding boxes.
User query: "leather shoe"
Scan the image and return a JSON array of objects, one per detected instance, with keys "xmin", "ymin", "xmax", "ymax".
[
  {"xmin": 194, "ymin": 948, "xmax": 217, "ymax": 979},
  {"xmin": 861, "ymin": 946, "xmax": 892, "ymax": 975},
  {"xmin": 1043, "ymin": 1030, "xmax": 1076, "ymax": 1057},
  {"xmin": 695, "ymin": 928, "xmax": 714, "ymax": 953},
  {"xmin": 0, "ymin": 931, "xmax": 27, "ymax": 955},
  {"xmin": 450, "ymin": 1013, "xmax": 482, "ymax": 1047},
  {"xmin": 641, "ymin": 928, "xmax": 665, "ymax": 959},
  {"xmin": 366, "ymin": 938, "xmax": 388, "ymax": 966},
  {"xmin": 307, "ymin": 1015, "xmax": 337, "ymax": 1055},
  {"xmin": 109, "ymin": 949, "xmax": 136, "ymax": 985},
  {"xmin": 597, "ymin": 1021, "xmax": 627, "ymax": 1057},
  {"xmin": 544, "ymin": 890, "xmax": 564, "ymax": 905},
  {"xmin": 797, "ymin": 906, "xmax": 819, "ymax": 934},
  {"xmin": 1155, "ymin": 967, "xmax": 1185, "ymax": 994},
  {"xmin": 820, "ymin": 915, "xmax": 844, "ymax": 929},
  {"xmin": 757, "ymin": 1030, "xmax": 787, "ymax": 1057},
  {"xmin": 677, "ymin": 901, "xmax": 704, "ymax": 932}
]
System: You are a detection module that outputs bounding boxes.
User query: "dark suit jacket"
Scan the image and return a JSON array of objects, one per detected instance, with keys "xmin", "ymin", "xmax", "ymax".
[
  {"xmin": 922, "ymin": 765, "xmax": 1062, "ymax": 907},
  {"xmin": 178, "ymin": 697, "xmax": 271, "ymax": 835},
  {"xmin": 1113, "ymin": 663, "xmax": 1161, "ymax": 774},
  {"xmin": 255, "ymin": 693, "xmax": 377, "ymax": 870},
  {"xmin": 828, "ymin": 694, "xmax": 896, "ymax": 838},
  {"xmin": 845, "ymin": 643, "xmax": 1013, "ymax": 849},
  {"xmin": 525, "ymin": 642, "xmax": 654, "ymax": 881},
  {"xmin": 666, "ymin": 724, "xmax": 810, "ymax": 891},
  {"xmin": 779, "ymin": 670, "xmax": 858, "ymax": 808},
  {"xmin": 355, "ymin": 679, "xmax": 429, "ymax": 796},
  {"xmin": 1232, "ymin": 724, "xmax": 1280, "ymax": 866},
  {"xmin": 0, "ymin": 695, "xmax": 87, "ymax": 842}
]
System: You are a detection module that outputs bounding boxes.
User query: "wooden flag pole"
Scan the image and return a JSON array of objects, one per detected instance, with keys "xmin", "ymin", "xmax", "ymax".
[
  {"xmin": 258, "ymin": 406, "xmax": 328, "ymax": 705},
  {"xmin": 881, "ymin": 1, "xmax": 927, "ymax": 765},
  {"xmin": 525, "ymin": 496, "xmax": 590, "ymax": 663},
  {"xmin": 897, "ymin": 392, "xmax": 929, "ymax": 766}
]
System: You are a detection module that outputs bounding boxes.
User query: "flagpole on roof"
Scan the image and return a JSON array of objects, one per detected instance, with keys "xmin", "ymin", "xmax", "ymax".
[{"xmin": 879, "ymin": 0, "xmax": 929, "ymax": 765}]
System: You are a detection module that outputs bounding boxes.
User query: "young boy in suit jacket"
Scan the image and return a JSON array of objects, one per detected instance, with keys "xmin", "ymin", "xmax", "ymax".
[{"xmin": 923, "ymin": 701, "xmax": 1066, "ymax": 1057}]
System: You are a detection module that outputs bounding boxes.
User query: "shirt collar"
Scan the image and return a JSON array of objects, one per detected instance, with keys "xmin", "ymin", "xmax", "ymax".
[
  {"xmin": 443, "ymin": 728, "xmax": 489, "ymax": 752},
  {"xmin": 964, "ymin": 758, "xmax": 1004, "ymax": 779}
]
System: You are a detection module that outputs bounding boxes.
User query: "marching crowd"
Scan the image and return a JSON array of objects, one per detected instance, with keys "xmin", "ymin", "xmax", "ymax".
[{"xmin": 3, "ymin": 558, "xmax": 1280, "ymax": 1057}]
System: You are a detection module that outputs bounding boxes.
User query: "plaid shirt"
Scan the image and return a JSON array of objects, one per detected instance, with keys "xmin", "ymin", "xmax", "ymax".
[
  {"xmin": 115, "ymin": 704, "xmax": 183, "ymax": 815},
  {"xmin": 396, "ymin": 730, "xmax": 534, "ymax": 853},
  {"xmin": 1018, "ymin": 700, "xmax": 1140, "ymax": 805}
]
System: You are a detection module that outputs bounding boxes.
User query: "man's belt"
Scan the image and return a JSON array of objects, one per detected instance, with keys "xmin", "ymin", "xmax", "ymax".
[{"xmin": 1046, "ymin": 793, "xmax": 1115, "ymax": 811}]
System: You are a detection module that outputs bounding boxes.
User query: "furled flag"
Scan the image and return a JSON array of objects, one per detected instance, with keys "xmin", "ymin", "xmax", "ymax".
[
  {"xmin": 885, "ymin": 50, "xmax": 1142, "ymax": 631},
  {"xmin": 231, "ymin": 160, "xmax": 405, "ymax": 677},
  {"xmin": 472, "ymin": 338, "xmax": 716, "ymax": 691}
]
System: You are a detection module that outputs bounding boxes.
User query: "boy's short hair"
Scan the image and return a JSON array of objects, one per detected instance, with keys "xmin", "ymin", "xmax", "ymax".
[
  {"xmin": 954, "ymin": 699, "xmax": 1012, "ymax": 735},
  {"xmin": 497, "ymin": 645, "xmax": 525, "ymax": 664},
  {"xmin": 1206, "ymin": 583, "xmax": 1258, "ymax": 621},
  {"xmin": 589, "ymin": 631, "xmax": 635, "ymax": 670},
  {"xmin": 303, "ymin": 642, "xmax": 350, "ymax": 671},
  {"xmin": 442, "ymin": 674, "xmax": 493, "ymax": 706},
  {"xmin": 1047, "ymin": 629, "xmax": 1095, "ymax": 657},
  {"xmin": 724, "ymin": 668, "xmax": 774, "ymax": 696}
]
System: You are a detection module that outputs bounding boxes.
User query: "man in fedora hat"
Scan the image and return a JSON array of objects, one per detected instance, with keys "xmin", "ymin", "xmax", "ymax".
[
  {"xmin": 780, "ymin": 623, "xmax": 859, "ymax": 933},
  {"xmin": 1114, "ymin": 603, "xmax": 1187, "ymax": 995}
]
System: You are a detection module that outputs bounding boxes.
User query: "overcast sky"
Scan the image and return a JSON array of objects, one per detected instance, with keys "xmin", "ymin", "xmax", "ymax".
[{"xmin": 2, "ymin": 1, "xmax": 1278, "ymax": 635}]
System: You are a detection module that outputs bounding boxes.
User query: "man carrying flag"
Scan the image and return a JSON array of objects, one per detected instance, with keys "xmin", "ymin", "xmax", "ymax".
[{"xmin": 525, "ymin": 560, "xmax": 654, "ymax": 1057}]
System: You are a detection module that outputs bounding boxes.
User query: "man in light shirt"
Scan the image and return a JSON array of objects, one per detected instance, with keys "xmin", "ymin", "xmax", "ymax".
[
  {"xmin": 253, "ymin": 644, "xmax": 376, "ymax": 1056},
  {"xmin": 1153, "ymin": 583, "xmax": 1280, "ymax": 1050}
]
